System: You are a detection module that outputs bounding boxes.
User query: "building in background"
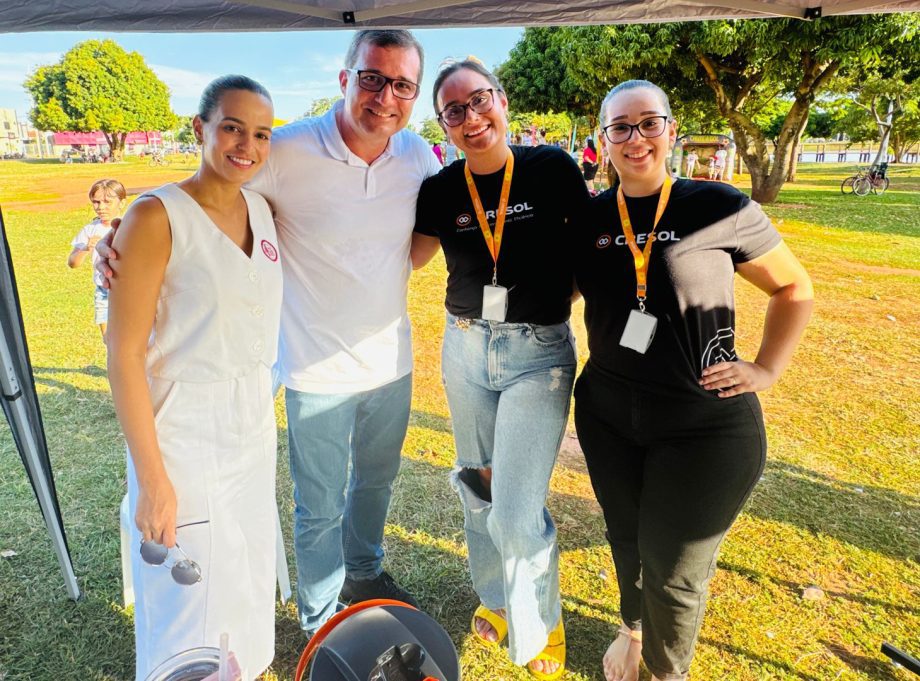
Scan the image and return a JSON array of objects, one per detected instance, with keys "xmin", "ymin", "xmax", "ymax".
[
  {"xmin": 50, "ymin": 130, "xmax": 163, "ymax": 159},
  {"xmin": 0, "ymin": 109, "xmax": 24, "ymax": 157}
]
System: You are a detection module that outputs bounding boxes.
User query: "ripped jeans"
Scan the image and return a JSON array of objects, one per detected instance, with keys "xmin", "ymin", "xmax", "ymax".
[{"xmin": 442, "ymin": 313, "xmax": 576, "ymax": 664}]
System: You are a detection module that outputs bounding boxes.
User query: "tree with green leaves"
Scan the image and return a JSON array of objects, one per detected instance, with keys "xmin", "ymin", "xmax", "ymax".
[
  {"xmin": 890, "ymin": 107, "xmax": 920, "ymax": 163},
  {"xmin": 844, "ymin": 60, "xmax": 920, "ymax": 166},
  {"xmin": 417, "ymin": 117, "xmax": 445, "ymax": 145},
  {"xmin": 506, "ymin": 111, "xmax": 574, "ymax": 144},
  {"xmin": 25, "ymin": 39, "xmax": 177, "ymax": 161},
  {"xmin": 303, "ymin": 96, "xmax": 343, "ymax": 119},
  {"xmin": 498, "ymin": 15, "xmax": 919, "ymax": 203},
  {"xmin": 496, "ymin": 27, "xmax": 596, "ymax": 123},
  {"xmin": 174, "ymin": 115, "xmax": 195, "ymax": 145}
]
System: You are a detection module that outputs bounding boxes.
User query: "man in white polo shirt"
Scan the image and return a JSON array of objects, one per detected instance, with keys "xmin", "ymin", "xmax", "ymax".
[
  {"xmin": 247, "ymin": 30, "xmax": 442, "ymax": 634},
  {"xmin": 98, "ymin": 29, "xmax": 440, "ymax": 638}
]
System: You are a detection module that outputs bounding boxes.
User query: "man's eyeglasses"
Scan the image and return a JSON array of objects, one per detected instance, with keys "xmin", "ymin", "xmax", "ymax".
[
  {"xmin": 603, "ymin": 116, "xmax": 670, "ymax": 144},
  {"xmin": 438, "ymin": 88, "xmax": 501, "ymax": 128},
  {"xmin": 346, "ymin": 69, "xmax": 419, "ymax": 101},
  {"xmin": 140, "ymin": 539, "xmax": 202, "ymax": 586}
]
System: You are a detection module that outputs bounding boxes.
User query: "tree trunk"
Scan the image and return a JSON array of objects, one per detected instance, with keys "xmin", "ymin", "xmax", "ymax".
[
  {"xmin": 786, "ymin": 114, "xmax": 809, "ymax": 182},
  {"xmin": 695, "ymin": 49, "xmax": 840, "ymax": 204},
  {"xmin": 871, "ymin": 99, "xmax": 895, "ymax": 167},
  {"xmin": 102, "ymin": 132, "xmax": 127, "ymax": 161},
  {"xmin": 735, "ymin": 99, "xmax": 810, "ymax": 204}
]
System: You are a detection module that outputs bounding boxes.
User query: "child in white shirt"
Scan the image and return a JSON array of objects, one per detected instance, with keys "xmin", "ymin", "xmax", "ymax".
[{"xmin": 68, "ymin": 179, "xmax": 126, "ymax": 343}]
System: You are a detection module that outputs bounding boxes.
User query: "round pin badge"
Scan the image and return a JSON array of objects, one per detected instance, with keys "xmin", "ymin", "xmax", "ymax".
[{"xmin": 261, "ymin": 239, "xmax": 278, "ymax": 261}]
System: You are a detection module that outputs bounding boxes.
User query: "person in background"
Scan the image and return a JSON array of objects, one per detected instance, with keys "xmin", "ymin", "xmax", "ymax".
[
  {"xmin": 582, "ymin": 137, "xmax": 599, "ymax": 193},
  {"xmin": 106, "ymin": 75, "xmax": 280, "ymax": 680},
  {"xmin": 685, "ymin": 149, "xmax": 698, "ymax": 178},
  {"xmin": 67, "ymin": 178, "xmax": 126, "ymax": 343},
  {"xmin": 432, "ymin": 140, "xmax": 444, "ymax": 165},
  {"xmin": 411, "ymin": 59, "xmax": 590, "ymax": 680},
  {"xmin": 713, "ymin": 143, "xmax": 728, "ymax": 181},
  {"xmin": 574, "ymin": 79, "xmax": 812, "ymax": 681}
]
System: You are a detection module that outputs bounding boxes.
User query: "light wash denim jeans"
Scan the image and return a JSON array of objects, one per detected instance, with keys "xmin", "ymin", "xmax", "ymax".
[
  {"xmin": 442, "ymin": 313, "xmax": 576, "ymax": 664},
  {"xmin": 285, "ymin": 373, "xmax": 412, "ymax": 632}
]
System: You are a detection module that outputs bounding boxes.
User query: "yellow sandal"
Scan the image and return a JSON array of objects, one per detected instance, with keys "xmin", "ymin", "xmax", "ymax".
[
  {"xmin": 528, "ymin": 619, "xmax": 566, "ymax": 680},
  {"xmin": 471, "ymin": 604, "xmax": 508, "ymax": 647}
]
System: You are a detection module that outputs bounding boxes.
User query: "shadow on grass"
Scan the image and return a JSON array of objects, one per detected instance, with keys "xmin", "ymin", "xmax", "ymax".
[
  {"xmin": 399, "ymin": 420, "xmax": 919, "ymax": 563},
  {"xmin": 746, "ymin": 460, "xmax": 920, "ymax": 562},
  {"xmin": 820, "ymin": 639, "xmax": 907, "ymax": 680},
  {"xmin": 765, "ymin": 187, "xmax": 919, "ymax": 237},
  {"xmin": 409, "ymin": 408, "xmax": 453, "ymax": 434},
  {"xmin": 719, "ymin": 559, "xmax": 920, "ymax": 617},
  {"xmin": 33, "ymin": 364, "xmax": 107, "ymax": 378},
  {"xmin": 0, "ymin": 587, "xmax": 134, "ymax": 679}
]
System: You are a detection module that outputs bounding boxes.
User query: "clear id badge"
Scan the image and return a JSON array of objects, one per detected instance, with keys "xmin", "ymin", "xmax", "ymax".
[
  {"xmin": 619, "ymin": 309, "xmax": 657, "ymax": 354},
  {"xmin": 481, "ymin": 285, "xmax": 508, "ymax": 322}
]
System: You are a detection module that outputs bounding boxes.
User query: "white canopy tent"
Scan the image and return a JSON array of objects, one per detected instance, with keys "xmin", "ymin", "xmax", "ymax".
[
  {"xmin": 0, "ymin": 0, "xmax": 918, "ymax": 32},
  {"xmin": 0, "ymin": 0, "xmax": 917, "ymax": 604}
]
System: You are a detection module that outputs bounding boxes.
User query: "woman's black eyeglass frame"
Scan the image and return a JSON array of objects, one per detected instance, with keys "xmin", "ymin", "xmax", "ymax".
[
  {"xmin": 346, "ymin": 69, "xmax": 420, "ymax": 101},
  {"xmin": 438, "ymin": 88, "xmax": 501, "ymax": 128},
  {"xmin": 602, "ymin": 115, "xmax": 671, "ymax": 144}
]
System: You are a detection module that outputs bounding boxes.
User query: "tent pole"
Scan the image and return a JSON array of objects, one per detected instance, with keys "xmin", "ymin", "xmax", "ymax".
[{"xmin": 0, "ymin": 310, "xmax": 80, "ymax": 600}]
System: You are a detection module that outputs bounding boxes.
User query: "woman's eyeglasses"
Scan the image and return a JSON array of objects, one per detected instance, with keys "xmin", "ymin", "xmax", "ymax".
[
  {"xmin": 346, "ymin": 69, "xmax": 419, "ymax": 101},
  {"xmin": 140, "ymin": 540, "xmax": 202, "ymax": 586},
  {"xmin": 438, "ymin": 88, "xmax": 501, "ymax": 128},
  {"xmin": 603, "ymin": 116, "xmax": 670, "ymax": 144}
]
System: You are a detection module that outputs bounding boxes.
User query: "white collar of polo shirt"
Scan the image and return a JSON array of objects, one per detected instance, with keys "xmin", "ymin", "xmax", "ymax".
[{"xmin": 321, "ymin": 99, "xmax": 396, "ymax": 168}]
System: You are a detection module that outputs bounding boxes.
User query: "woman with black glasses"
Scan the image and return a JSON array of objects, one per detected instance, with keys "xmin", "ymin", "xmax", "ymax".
[
  {"xmin": 573, "ymin": 80, "xmax": 813, "ymax": 681},
  {"xmin": 411, "ymin": 60, "xmax": 589, "ymax": 680}
]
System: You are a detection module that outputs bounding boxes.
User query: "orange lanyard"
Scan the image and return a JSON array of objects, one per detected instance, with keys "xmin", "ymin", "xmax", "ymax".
[
  {"xmin": 616, "ymin": 175, "xmax": 672, "ymax": 309},
  {"xmin": 464, "ymin": 150, "xmax": 514, "ymax": 286}
]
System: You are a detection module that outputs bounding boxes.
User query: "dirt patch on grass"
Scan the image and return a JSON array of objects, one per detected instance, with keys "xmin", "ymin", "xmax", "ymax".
[{"xmin": 2, "ymin": 167, "xmax": 190, "ymax": 212}]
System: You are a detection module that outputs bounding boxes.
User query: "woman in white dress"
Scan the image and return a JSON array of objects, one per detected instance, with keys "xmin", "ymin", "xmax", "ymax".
[{"xmin": 106, "ymin": 75, "xmax": 281, "ymax": 680}]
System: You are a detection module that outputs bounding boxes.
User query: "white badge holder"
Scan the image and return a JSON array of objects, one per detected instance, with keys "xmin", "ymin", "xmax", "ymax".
[
  {"xmin": 482, "ymin": 285, "xmax": 508, "ymax": 322},
  {"xmin": 619, "ymin": 308, "xmax": 657, "ymax": 354}
]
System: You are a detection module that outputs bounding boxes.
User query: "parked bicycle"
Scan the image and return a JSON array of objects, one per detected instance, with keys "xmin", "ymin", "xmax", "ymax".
[
  {"xmin": 841, "ymin": 162, "xmax": 889, "ymax": 196},
  {"xmin": 148, "ymin": 151, "xmax": 170, "ymax": 167}
]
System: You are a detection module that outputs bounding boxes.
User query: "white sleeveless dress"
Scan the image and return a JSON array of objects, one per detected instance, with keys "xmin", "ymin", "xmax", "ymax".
[{"xmin": 126, "ymin": 183, "xmax": 283, "ymax": 680}]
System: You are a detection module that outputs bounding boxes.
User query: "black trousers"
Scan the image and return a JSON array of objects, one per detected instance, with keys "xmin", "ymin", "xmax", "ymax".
[{"xmin": 573, "ymin": 362, "xmax": 766, "ymax": 679}]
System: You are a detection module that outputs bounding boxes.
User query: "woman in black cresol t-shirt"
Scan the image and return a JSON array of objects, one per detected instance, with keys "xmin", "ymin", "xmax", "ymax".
[
  {"xmin": 411, "ymin": 59, "xmax": 589, "ymax": 680},
  {"xmin": 573, "ymin": 80, "xmax": 813, "ymax": 681}
]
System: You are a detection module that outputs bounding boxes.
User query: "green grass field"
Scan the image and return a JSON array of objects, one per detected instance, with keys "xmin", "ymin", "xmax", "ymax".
[{"xmin": 0, "ymin": 158, "xmax": 917, "ymax": 680}]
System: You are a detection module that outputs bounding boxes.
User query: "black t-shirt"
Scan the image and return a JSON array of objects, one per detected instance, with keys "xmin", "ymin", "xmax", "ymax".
[
  {"xmin": 575, "ymin": 179, "xmax": 781, "ymax": 397},
  {"xmin": 415, "ymin": 145, "xmax": 589, "ymax": 325}
]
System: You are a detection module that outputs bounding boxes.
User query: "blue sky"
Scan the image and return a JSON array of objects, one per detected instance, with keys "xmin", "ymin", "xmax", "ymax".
[{"xmin": 0, "ymin": 28, "xmax": 524, "ymax": 127}]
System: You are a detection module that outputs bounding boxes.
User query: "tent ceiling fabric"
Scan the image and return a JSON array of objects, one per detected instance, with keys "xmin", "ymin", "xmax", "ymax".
[{"xmin": 1, "ymin": 0, "xmax": 918, "ymax": 32}]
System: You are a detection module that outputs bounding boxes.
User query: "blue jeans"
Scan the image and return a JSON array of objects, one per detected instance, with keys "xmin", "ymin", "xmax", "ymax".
[
  {"xmin": 442, "ymin": 313, "xmax": 576, "ymax": 664},
  {"xmin": 94, "ymin": 284, "xmax": 109, "ymax": 325},
  {"xmin": 285, "ymin": 373, "xmax": 411, "ymax": 632}
]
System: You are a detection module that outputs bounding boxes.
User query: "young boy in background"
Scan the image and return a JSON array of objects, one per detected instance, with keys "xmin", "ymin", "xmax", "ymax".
[{"xmin": 68, "ymin": 179, "xmax": 126, "ymax": 343}]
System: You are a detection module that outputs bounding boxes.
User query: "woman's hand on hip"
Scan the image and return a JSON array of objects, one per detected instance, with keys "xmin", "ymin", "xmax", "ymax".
[
  {"xmin": 135, "ymin": 475, "xmax": 178, "ymax": 547},
  {"xmin": 699, "ymin": 360, "xmax": 775, "ymax": 398}
]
